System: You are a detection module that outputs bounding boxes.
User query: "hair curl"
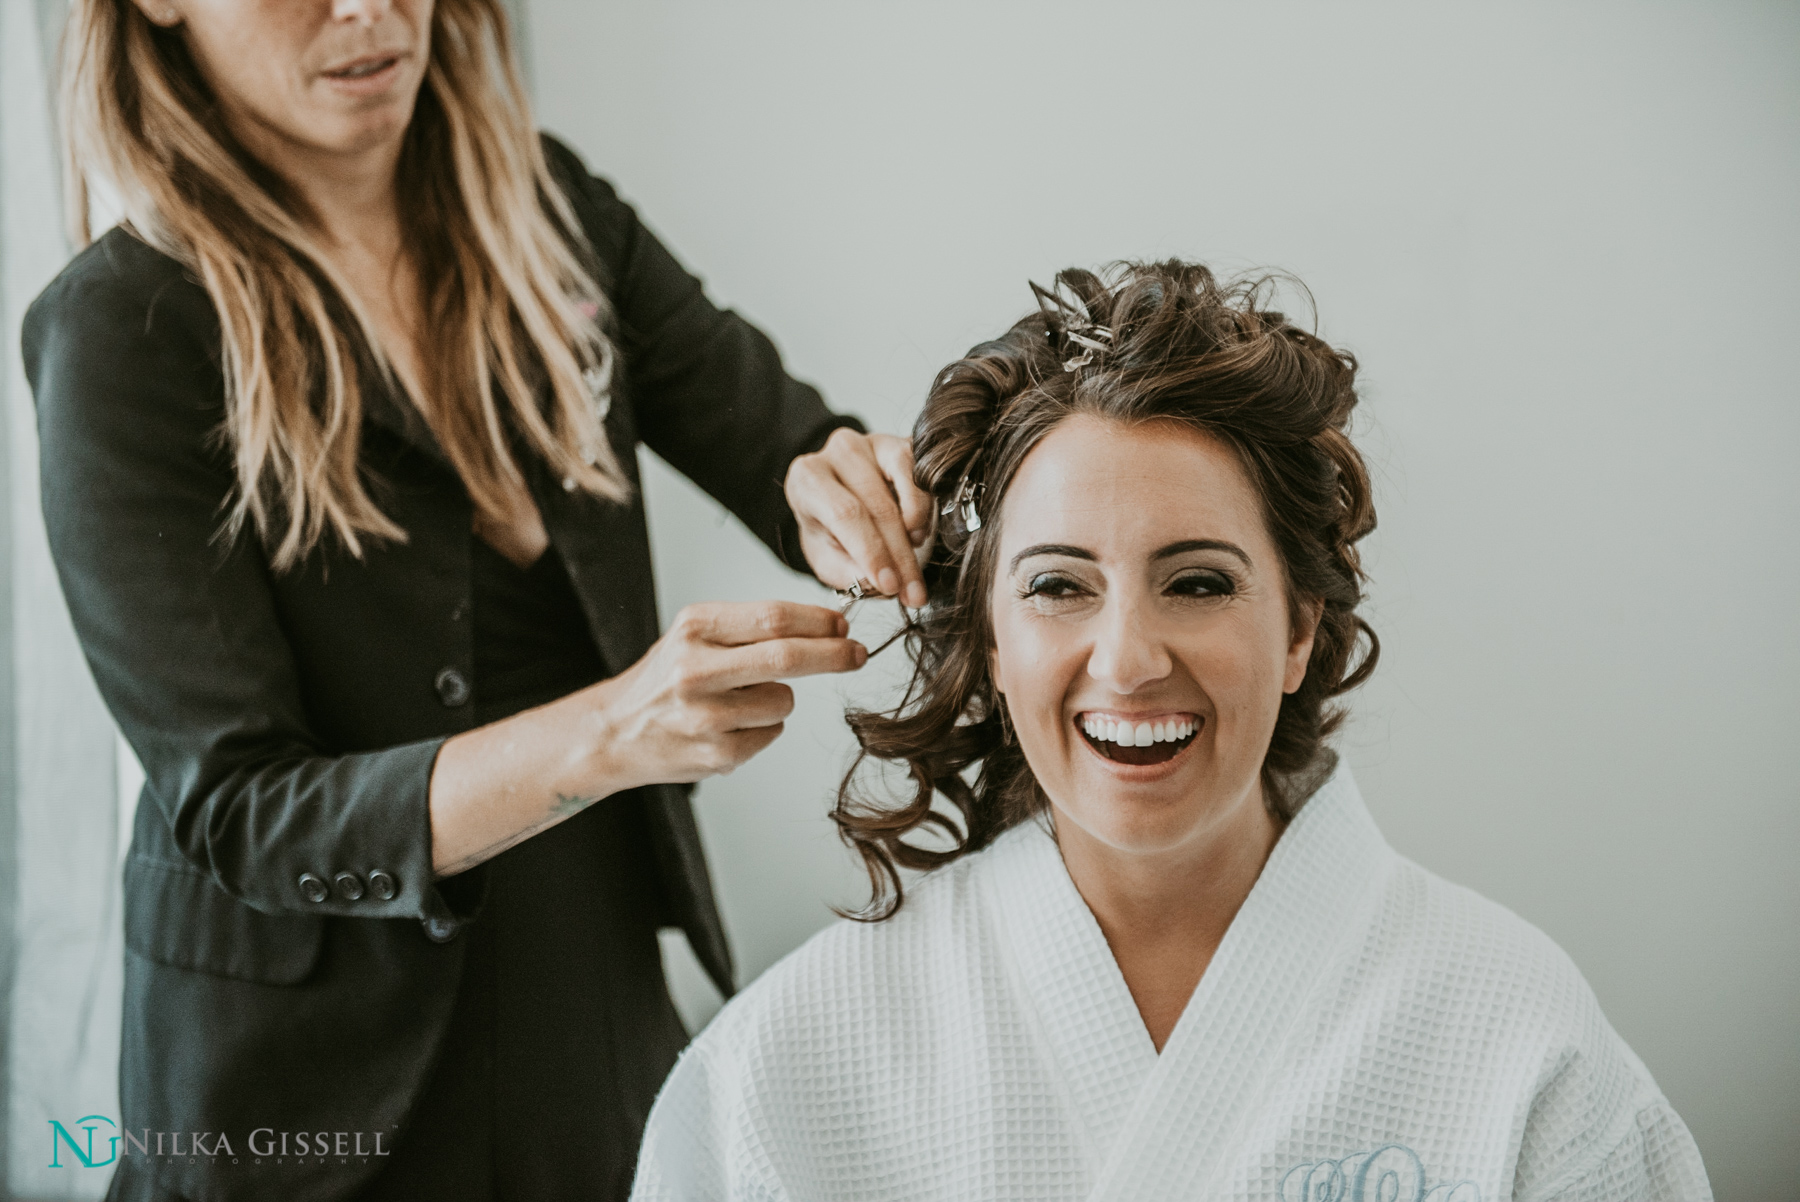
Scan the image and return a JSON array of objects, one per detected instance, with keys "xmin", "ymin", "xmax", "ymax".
[{"xmin": 833, "ymin": 260, "xmax": 1380, "ymax": 919}]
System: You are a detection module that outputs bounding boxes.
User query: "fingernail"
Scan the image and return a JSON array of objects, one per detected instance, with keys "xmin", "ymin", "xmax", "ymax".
[
  {"xmin": 905, "ymin": 582, "xmax": 928, "ymax": 608},
  {"xmin": 878, "ymin": 568, "xmax": 899, "ymax": 597},
  {"xmin": 854, "ymin": 642, "xmax": 868, "ymax": 667}
]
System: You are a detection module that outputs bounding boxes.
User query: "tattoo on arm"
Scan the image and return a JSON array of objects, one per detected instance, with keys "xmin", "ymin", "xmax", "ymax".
[{"xmin": 551, "ymin": 792, "xmax": 602, "ymax": 818}]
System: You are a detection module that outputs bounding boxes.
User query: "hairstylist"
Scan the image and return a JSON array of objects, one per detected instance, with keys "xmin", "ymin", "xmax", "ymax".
[{"xmin": 24, "ymin": 2, "xmax": 931, "ymax": 1200}]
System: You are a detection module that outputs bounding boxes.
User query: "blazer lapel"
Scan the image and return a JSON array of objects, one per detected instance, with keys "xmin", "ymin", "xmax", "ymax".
[
  {"xmin": 359, "ymin": 355, "xmax": 655, "ymax": 674},
  {"xmin": 530, "ymin": 415, "xmax": 660, "ymax": 677},
  {"xmin": 543, "ymin": 489, "xmax": 660, "ymax": 682},
  {"xmin": 360, "ymin": 369, "xmax": 452, "ymax": 468}
]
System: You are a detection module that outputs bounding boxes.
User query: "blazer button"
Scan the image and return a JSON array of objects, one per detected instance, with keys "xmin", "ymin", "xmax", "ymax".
[
  {"xmin": 367, "ymin": 869, "xmax": 398, "ymax": 901},
  {"xmin": 422, "ymin": 917, "xmax": 460, "ymax": 943},
  {"xmin": 298, "ymin": 873, "xmax": 330, "ymax": 904},
  {"xmin": 334, "ymin": 872, "xmax": 365, "ymax": 901},
  {"xmin": 434, "ymin": 667, "xmax": 470, "ymax": 708}
]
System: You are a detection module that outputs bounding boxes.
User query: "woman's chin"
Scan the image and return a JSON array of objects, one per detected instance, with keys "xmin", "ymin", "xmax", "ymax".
[
  {"xmin": 288, "ymin": 87, "xmax": 420, "ymax": 158},
  {"xmin": 1054, "ymin": 804, "xmax": 1214, "ymax": 859},
  {"xmin": 1049, "ymin": 756, "xmax": 1268, "ymax": 858},
  {"xmin": 1050, "ymin": 785, "xmax": 1216, "ymax": 856}
]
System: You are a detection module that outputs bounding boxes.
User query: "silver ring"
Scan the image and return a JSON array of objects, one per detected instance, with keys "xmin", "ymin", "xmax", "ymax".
[
  {"xmin": 836, "ymin": 577, "xmax": 877, "ymax": 616},
  {"xmin": 836, "ymin": 577, "xmax": 876, "ymax": 603}
]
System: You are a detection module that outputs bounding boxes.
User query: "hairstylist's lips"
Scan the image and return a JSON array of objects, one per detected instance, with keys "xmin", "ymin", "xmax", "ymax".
[
  {"xmin": 1075, "ymin": 711, "xmax": 1202, "ymax": 768},
  {"xmin": 318, "ymin": 52, "xmax": 406, "ymax": 96}
]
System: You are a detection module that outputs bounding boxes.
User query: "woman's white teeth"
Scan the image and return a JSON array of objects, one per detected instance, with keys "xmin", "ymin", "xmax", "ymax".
[
  {"xmin": 335, "ymin": 59, "xmax": 389, "ymax": 78},
  {"xmin": 1081, "ymin": 716, "xmax": 1195, "ymax": 746}
]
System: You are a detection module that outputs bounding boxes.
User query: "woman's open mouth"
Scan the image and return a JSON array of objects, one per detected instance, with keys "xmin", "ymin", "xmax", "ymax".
[
  {"xmin": 1076, "ymin": 712, "xmax": 1200, "ymax": 766},
  {"xmin": 322, "ymin": 55, "xmax": 401, "ymax": 84}
]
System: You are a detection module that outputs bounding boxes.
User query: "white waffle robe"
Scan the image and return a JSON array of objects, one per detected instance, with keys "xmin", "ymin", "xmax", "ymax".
[{"xmin": 631, "ymin": 765, "xmax": 1710, "ymax": 1201}]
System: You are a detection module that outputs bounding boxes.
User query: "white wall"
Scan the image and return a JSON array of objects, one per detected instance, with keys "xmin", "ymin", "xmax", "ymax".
[
  {"xmin": 532, "ymin": 3, "xmax": 1796, "ymax": 1197},
  {"xmin": 3, "ymin": 0, "xmax": 127, "ymax": 1197}
]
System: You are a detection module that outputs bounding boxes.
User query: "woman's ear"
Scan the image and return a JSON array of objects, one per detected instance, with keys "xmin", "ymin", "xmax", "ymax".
[
  {"xmin": 1283, "ymin": 595, "xmax": 1324, "ymax": 695},
  {"xmin": 130, "ymin": 0, "xmax": 183, "ymax": 28}
]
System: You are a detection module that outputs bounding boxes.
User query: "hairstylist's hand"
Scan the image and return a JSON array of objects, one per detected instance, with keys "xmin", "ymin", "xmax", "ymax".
[
  {"xmin": 587, "ymin": 601, "xmax": 866, "ymax": 790},
  {"xmin": 429, "ymin": 602, "xmax": 865, "ymax": 876},
  {"xmin": 785, "ymin": 429, "xmax": 933, "ymax": 608}
]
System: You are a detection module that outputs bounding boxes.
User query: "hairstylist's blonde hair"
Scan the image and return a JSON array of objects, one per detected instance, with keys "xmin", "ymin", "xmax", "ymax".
[{"xmin": 60, "ymin": 0, "xmax": 628, "ymax": 570}]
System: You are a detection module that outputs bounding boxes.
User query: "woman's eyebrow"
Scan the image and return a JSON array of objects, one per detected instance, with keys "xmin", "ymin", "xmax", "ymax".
[
  {"xmin": 1152, "ymin": 538, "xmax": 1252, "ymax": 567},
  {"xmin": 1009, "ymin": 544, "xmax": 1095, "ymax": 572},
  {"xmin": 1009, "ymin": 539, "xmax": 1252, "ymax": 572}
]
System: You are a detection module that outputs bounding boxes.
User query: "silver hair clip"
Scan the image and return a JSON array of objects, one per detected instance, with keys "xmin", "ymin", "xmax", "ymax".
[
  {"xmin": 832, "ymin": 580, "xmax": 920, "ymax": 659},
  {"xmin": 575, "ymin": 360, "xmax": 612, "ymax": 472},
  {"xmin": 942, "ymin": 477, "xmax": 984, "ymax": 534},
  {"xmin": 583, "ymin": 359, "xmax": 613, "ymax": 422},
  {"xmin": 1030, "ymin": 279, "xmax": 1114, "ymax": 372},
  {"xmin": 1060, "ymin": 325, "xmax": 1114, "ymax": 373}
]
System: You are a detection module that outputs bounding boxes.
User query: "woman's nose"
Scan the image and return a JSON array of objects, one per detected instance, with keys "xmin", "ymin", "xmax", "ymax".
[
  {"xmin": 1085, "ymin": 598, "xmax": 1172, "ymax": 695},
  {"xmin": 330, "ymin": 0, "xmax": 392, "ymax": 24}
]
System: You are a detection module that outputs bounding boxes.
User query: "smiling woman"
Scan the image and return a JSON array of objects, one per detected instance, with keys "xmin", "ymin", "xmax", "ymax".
[
  {"xmin": 628, "ymin": 262, "xmax": 1713, "ymax": 1202},
  {"xmin": 833, "ymin": 264, "xmax": 1378, "ymax": 924}
]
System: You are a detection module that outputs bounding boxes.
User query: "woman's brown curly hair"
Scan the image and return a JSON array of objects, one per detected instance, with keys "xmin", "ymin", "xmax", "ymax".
[{"xmin": 834, "ymin": 260, "xmax": 1379, "ymax": 919}]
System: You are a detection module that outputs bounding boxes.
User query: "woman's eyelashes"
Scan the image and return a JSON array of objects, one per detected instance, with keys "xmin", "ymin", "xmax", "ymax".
[
  {"xmin": 1167, "ymin": 568, "xmax": 1238, "ymax": 598},
  {"xmin": 1014, "ymin": 565, "xmax": 1240, "ymax": 605},
  {"xmin": 1020, "ymin": 571, "xmax": 1086, "ymax": 600}
]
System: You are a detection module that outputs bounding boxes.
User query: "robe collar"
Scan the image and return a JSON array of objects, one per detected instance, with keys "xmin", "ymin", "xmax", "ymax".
[{"xmin": 979, "ymin": 759, "xmax": 1396, "ymax": 1196}]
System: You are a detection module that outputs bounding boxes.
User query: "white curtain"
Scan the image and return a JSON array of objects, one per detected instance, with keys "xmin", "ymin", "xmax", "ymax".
[{"xmin": 3, "ymin": 0, "xmax": 130, "ymax": 1197}]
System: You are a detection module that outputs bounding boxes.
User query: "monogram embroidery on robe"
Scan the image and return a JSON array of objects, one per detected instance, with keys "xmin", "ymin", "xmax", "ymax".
[{"xmin": 1280, "ymin": 1144, "xmax": 1481, "ymax": 1202}]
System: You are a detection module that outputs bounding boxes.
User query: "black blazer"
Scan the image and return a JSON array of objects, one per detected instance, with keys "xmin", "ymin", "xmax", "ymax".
[{"xmin": 25, "ymin": 135, "xmax": 857, "ymax": 1202}]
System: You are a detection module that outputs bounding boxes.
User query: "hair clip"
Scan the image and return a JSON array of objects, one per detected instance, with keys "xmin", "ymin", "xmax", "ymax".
[
  {"xmin": 1060, "ymin": 326, "xmax": 1114, "ymax": 372},
  {"xmin": 832, "ymin": 580, "xmax": 920, "ymax": 660},
  {"xmin": 1030, "ymin": 279, "xmax": 1114, "ymax": 372},
  {"xmin": 941, "ymin": 476, "xmax": 984, "ymax": 534},
  {"xmin": 582, "ymin": 360, "xmax": 612, "ymax": 421}
]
